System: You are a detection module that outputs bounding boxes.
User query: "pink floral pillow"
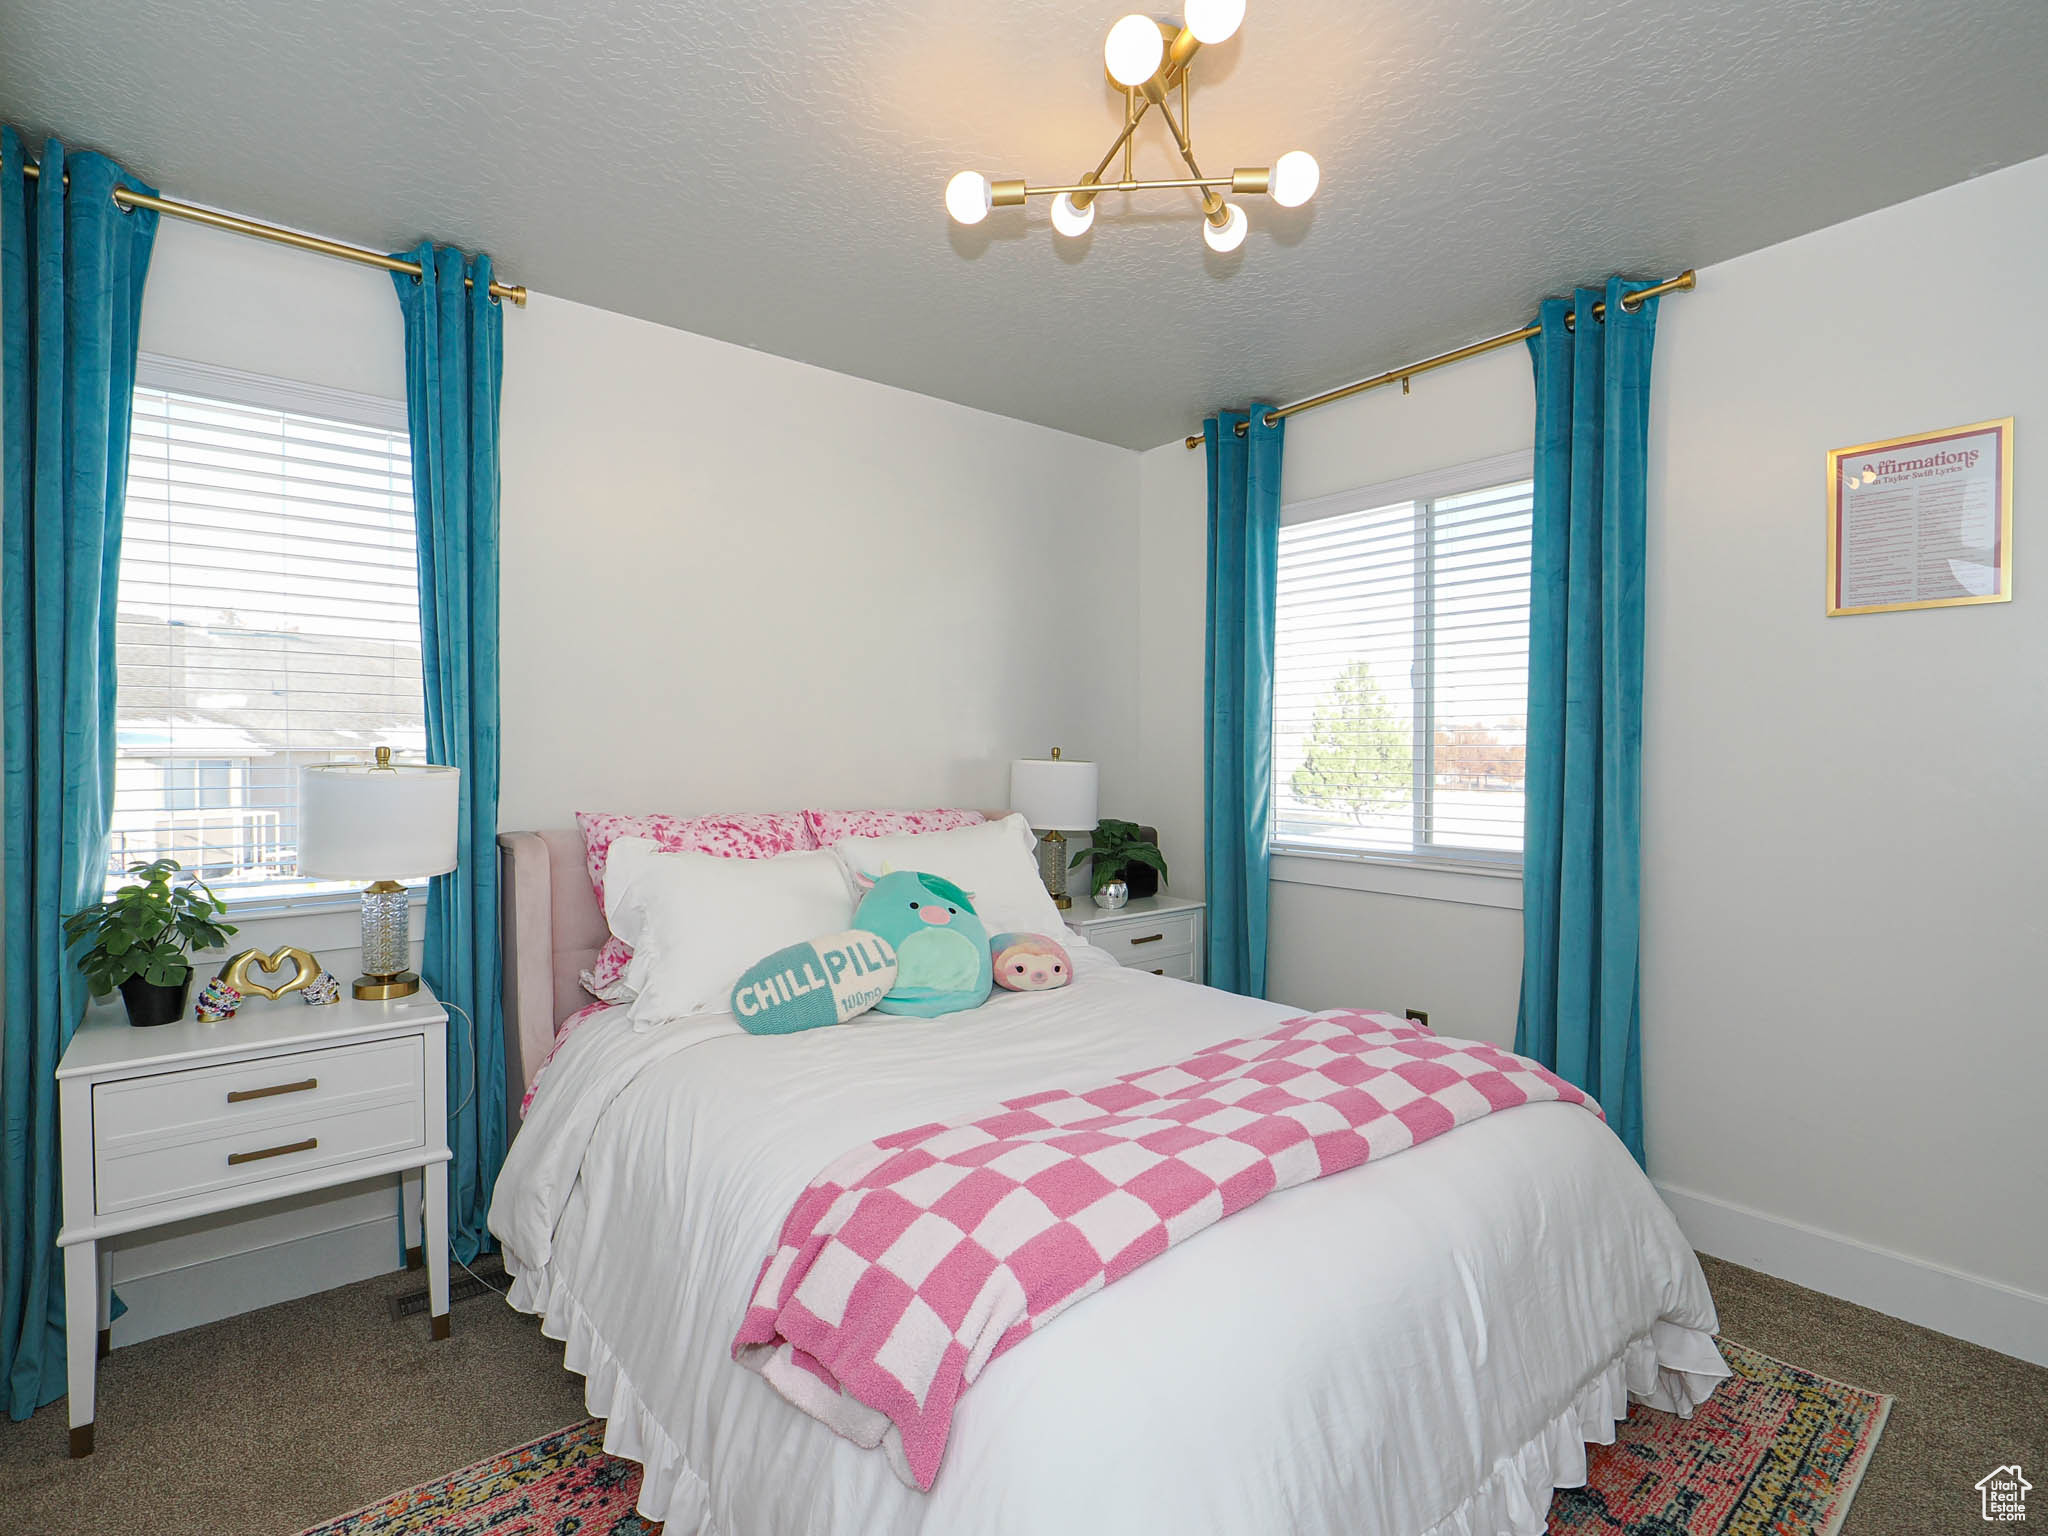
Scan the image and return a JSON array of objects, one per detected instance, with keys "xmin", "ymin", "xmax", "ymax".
[
  {"xmin": 800, "ymin": 807, "xmax": 985, "ymax": 846},
  {"xmin": 574, "ymin": 810, "xmax": 815, "ymax": 1002}
]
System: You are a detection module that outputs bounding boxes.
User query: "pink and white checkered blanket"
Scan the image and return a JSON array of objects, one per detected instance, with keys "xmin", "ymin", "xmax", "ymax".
[{"xmin": 731, "ymin": 1008, "xmax": 1601, "ymax": 1489}]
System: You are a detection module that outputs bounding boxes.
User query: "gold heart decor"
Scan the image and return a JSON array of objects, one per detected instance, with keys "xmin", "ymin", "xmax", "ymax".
[{"xmin": 218, "ymin": 946, "xmax": 322, "ymax": 1000}]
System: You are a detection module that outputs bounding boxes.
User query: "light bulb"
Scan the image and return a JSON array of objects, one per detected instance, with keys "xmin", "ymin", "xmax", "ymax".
[
  {"xmin": 945, "ymin": 171, "xmax": 993, "ymax": 225},
  {"xmin": 1270, "ymin": 150, "xmax": 1320, "ymax": 208},
  {"xmin": 1104, "ymin": 14, "xmax": 1165, "ymax": 86},
  {"xmin": 1203, "ymin": 202, "xmax": 1248, "ymax": 252},
  {"xmin": 1185, "ymin": 0, "xmax": 1246, "ymax": 44},
  {"xmin": 1050, "ymin": 192, "xmax": 1096, "ymax": 238}
]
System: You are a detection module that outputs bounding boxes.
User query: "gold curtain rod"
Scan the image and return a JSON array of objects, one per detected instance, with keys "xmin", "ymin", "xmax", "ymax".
[
  {"xmin": 1182, "ymin": 269, "xmax": 1696, "ymax": 448},
  {"xmin": 5, "ymin": 156, "xmax": 527, "ymax": 307}
]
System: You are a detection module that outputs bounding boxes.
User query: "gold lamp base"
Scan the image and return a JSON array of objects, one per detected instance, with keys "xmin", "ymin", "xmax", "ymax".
[{"xmin": 352, "ymin": 970, "xmax": 421, "ymax": 1001}]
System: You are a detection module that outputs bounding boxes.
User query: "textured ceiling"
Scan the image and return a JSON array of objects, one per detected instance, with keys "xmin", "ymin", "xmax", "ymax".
[{"xmin": 4, "ymin": 0, "xmax": 2046, "ymax": 448}]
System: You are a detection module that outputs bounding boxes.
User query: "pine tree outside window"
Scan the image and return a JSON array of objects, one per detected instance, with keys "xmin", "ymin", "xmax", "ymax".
[{"xmin": 1272, "ymin": 463, "xmax": 1533, "ymax": 868}]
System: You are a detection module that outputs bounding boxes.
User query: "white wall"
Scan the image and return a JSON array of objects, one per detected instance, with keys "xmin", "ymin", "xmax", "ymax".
[
  {"xmin": 496, "ymin": 295, "xmax": 1138, "ymax": 829},
  {"xmin": 1641, "ymin": 157, "xmax": 2046, "ymax": 1357},
  {"xmin": 51, "ymin": 218, "xmax": 1141, "ymax": 1342},
  {"xmin": 1135, "ymin": 349, "xmax": 1533, "ymax": 1044},
  {"xmin": 1134, "ymin": 154, "xmax": 2048, "ymax": 1362}
]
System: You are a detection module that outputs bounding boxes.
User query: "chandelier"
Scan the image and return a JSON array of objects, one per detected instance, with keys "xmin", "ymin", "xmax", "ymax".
[{"xmin": 944, "ymin": 2, "xmax": 1320, "ymax": 252}]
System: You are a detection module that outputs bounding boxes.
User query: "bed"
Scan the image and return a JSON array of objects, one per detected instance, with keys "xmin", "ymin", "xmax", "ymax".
[{"xmin": 490, "ymin": 826, "xmax": 1727, "ymax": 1536}]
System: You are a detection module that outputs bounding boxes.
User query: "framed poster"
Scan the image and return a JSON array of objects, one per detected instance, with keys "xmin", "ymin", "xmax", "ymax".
[{"xmin": 1827, "ymin": 418, "xmax": 2013, "ymax": 616}]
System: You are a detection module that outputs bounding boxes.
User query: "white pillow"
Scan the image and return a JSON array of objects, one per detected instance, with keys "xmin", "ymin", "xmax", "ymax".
[
  {"xmin": 605, "ymin": 842, "xmax": 856, "ymax": 1026},
  {"xmin": 832, "ymin": 813, "xmax": 1067, "ymax": 940}
]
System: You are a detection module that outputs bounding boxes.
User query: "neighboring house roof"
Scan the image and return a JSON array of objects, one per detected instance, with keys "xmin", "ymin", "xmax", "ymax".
[
  {"xmin": 116, "ymin": 608, "xmax": 425, "ymax": 755},
  {"xmin": 116, "ymin": 717, "xmax": 275, "ymax": 758}
]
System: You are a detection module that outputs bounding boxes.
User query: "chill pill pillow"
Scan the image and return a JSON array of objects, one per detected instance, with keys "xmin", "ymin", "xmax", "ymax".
[
  {"xmin": 730, "ymin": 931, "xmax": 899, "ymax": 1035},
  {"xmin": 989, "ymin": 932, "xmax": 1074, "ymax": 992},
  {"xmin": 853, "ymin": 870, "xmax": 993, "ymax": 1018}
]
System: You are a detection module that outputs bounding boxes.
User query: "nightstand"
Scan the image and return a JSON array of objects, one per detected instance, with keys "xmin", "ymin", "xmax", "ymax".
[
  {"xmin": 56, "ymin": 984, "xmax": 452, "ymax": 1456},
  {"xmin": 1064, "ymin": 893, "xmax": 1207, "ymax": 983}
]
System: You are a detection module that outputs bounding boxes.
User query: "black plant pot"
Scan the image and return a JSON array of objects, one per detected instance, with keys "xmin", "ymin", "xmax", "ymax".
[
  {"xmin": 1124, "ymin": 825, "xmax": 1162, "ymax": 899},
  {"xmin": 119, "ymin": 973, "xmax": 192, "ymax": 1028}
]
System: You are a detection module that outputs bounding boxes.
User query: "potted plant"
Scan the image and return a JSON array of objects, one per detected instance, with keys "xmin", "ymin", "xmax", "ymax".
[
  {"xmin": 65, "ymin": 858, "xmax": 236, "ymax": 1028},
  {"xmin": 1071, "ymin": 819, "xmax": 1169, "ymax": 901}
]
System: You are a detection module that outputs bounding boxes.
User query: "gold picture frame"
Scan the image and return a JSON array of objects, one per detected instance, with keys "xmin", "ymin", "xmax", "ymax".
[{"xmin": 1827, "ymin": 418, "xmax": 2013, "ymax": 616}]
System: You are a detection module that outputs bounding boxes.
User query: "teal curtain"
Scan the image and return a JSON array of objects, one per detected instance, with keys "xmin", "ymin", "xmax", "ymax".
[
  {"xmin": 2, "ymin": 132, "xmax": 158, "ymax": 1418},
  {"xmin": 393, "ymin": 244, "xmax": 504, "ymax": 1261},
  {"xmin": 1202, "ymin": 407, "xmax": 1284, "ymax": 997},
  {"xmin": 1515, "ymin": 277, "xmax": 1660, "ymax": 1166}
]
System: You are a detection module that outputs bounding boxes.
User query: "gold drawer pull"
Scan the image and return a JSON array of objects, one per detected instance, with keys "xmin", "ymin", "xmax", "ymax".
[
  {"xmin": 227, "ymin": 1136, "xmax": 318, "ymax": 1166},
  {"xmin": 227, "ymin": 1077, "xmax": 317, "ymax": 1103},
  {"xmin": 1150, "ymin": 968, "xmax": 1164, "ymax": 975},
  {"xmin": 1128, "ymin": 932, "xmax": 1167, "ymax": 946}
]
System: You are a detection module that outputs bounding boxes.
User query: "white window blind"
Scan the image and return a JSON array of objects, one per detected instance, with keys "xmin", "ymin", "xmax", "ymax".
[
  {"xmin": 110, "ymin": 359, "xmax": 425, "ymax": 903},
  {"xmin": 1272, "ymin": 472, "xmax": 1533, "ymax": 866}
]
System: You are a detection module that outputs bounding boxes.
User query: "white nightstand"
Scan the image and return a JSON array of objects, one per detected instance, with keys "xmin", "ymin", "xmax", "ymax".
[
  {"xmin": 1064, "ymin": 893, "xmax": 1207, "ymax": 983},
  {"xmin": 56, "ymin": 984, "xmax": 452, "ymax": 1456}
]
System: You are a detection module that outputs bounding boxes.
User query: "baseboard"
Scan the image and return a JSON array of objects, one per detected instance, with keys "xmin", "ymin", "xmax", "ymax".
[
  {"xmin": 108, "ymin": 1210, "xmax": 401, "ymax": 1347},
  {"xmin": 1656, "ymin": 1180, "xmax": 2048, "ymax": 1368}
]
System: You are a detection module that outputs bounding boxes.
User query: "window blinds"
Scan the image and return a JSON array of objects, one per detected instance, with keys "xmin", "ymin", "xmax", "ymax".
[
  {"xmin": 1272, "ymin": 478, "xmax": 1533, "ymax": 863},
  {"xmin": 110, "ymin": 369, "xmax": 426, "ymax": 900}
]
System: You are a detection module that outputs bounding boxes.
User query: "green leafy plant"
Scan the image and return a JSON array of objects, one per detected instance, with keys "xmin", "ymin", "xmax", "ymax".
[
  {"xmin": 64, "ymin": 858, "xmax": 236, "ymax": 995},
  {"xmin": 1071, "ymin": 818, "xmax": 1169, "ymax": 897}
]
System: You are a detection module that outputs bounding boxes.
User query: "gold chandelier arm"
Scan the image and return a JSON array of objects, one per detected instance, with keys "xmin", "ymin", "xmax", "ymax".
[
  {"xmin": 1028, "ymin": 176, "xmax": 1234, "ymax": 197},
  {"xmin": 1150, "ymin": 93, "xmax": 1228, "ymax": 223},
  {"xmin": 1123, "ymin": 89, "xmax": 1136, "ymax": 185},
  {"xmin": 1070, "ymin": 91, "xmax": 1156, "ymax": 212}
]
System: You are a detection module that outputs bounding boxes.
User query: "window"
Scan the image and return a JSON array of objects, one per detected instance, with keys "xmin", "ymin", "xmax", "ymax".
[
  {"xmin": 165, "ymin": 759, "xmax": 235, "ymax": 812},
  {"xmin": 1271, "ymin": 457, "xmax": 1532, "ymax": 868},
  {"xmin": 110, "ymin": 357, "xmax": 424, "ymax": 903}
]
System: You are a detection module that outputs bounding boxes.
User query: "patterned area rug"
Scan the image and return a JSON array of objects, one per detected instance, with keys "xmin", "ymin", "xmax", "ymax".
[
  {"xmin": 295, "ymin": 1340, "xmax": 1888, "ymax": 1536},
  {"xmin": 295, "ymin": 1421, "xmax": 656, "ymax": 1536},
  {"xmin": 1551, "ymin": 1339, "xmax": 1892, "ymax": 1535}
]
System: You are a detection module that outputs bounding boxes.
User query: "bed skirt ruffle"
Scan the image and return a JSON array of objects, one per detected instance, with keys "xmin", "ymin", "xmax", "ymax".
[
  {"xmin": 504, "ymin": 1245, "xmax": 719, "ymax": 1532},
  {"xmin": 502, "ymin": 1245, "xmax": 1727, "ymax": 1536},
  {"xmin": 1418, "ymin": 1323, "xmax": 1728, "ymax": 1536}
]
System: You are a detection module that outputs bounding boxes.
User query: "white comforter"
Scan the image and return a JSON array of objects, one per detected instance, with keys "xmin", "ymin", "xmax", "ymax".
[{"xmin": 490, "ymin": 945, "xmax": 1725, "ymax": 1536}]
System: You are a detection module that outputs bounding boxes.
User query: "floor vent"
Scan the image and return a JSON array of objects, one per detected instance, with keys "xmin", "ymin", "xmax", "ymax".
[{"xmin": 390, "ymin": 1259, "xmax": 507, "ymax": 1321}]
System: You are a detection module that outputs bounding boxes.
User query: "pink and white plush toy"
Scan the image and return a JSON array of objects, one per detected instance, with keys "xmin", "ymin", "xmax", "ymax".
[{"xmin": 989, "ymin": 932, "xmax": 1073, "ymax": 992}]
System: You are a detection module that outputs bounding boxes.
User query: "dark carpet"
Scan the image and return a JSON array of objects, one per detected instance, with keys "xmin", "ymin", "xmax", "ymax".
[{"xmin": 0, "ymin": 1252, "xmax": 2039, "ymax": 1535}]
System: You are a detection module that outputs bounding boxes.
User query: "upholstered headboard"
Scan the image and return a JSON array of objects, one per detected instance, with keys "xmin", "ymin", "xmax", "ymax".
[{"xmin": 498, "ymin": 829, "xmax": 607, "ymax": 1127}]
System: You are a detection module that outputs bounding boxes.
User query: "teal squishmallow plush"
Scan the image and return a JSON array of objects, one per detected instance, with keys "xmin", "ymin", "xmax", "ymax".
[{"xmin": 853, "ymin": 871, "xmax": 993, "ymax": 1017}]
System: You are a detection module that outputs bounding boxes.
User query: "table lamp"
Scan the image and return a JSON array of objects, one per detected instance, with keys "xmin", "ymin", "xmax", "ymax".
[
  {"xmin": 1009, "ymin": 747, "xmax": 1099, "ymax": 910},
  {"xmin": 299, "ymin": 747, "xmax": 460, "ymax": 999}
]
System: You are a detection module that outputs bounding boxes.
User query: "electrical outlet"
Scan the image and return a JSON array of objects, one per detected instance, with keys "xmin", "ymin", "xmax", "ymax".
[{"xmin": 1404, "ymin": 1008, "xmax": 1430, "ymax": 1028}]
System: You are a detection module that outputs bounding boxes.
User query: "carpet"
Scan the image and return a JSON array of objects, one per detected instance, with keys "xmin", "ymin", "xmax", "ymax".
[
  {"xmin": 293, "ymin": 1340, "xmax": 1888, "ymax": 1536},
  {"xmin": 1551, "ymin": 1339, "xmax": 1893, "ymax": 1534}
]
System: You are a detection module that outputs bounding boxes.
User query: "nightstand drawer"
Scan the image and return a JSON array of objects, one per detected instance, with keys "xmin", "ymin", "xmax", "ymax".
[
  {"xmin": 93, "ymin": 1036, "xmax": 426, "ymax": 1215},
  {"xmin": 1089, "ymin": 910, "xmax": 1199, "ymax": 966},
  {"xmin": 93, "ymin": 1036, "xmax": 424, "ymax": 1144},
  {"xmin": 1136, "ymin": 949, "xmax": 1198, "ymax": 982}
]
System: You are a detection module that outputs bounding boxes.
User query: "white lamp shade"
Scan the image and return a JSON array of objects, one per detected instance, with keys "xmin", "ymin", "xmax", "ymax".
[
  {"xmin": 298, "ymin": 762, "xmax": 460, "ymax": 880},
  {"xmin": 1010, "ymin": 755, "xmax": 1099, "ymax": 832}
]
